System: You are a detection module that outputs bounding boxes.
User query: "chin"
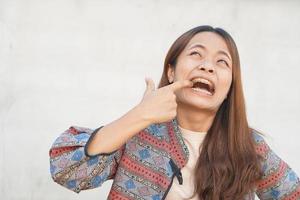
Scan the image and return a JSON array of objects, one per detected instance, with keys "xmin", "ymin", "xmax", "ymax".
[
  {"xmin": 177, "ymin": 90, "xmax": 222, "ymax": 111},
  {"xmin": 180, "ymin": 98, "xmax": 217, "ymax": 112}
]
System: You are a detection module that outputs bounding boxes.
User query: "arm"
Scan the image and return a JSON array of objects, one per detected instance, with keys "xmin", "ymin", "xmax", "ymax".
[
  {"xmin": 49, "ymin": 104, "xmax": 153, "ymax": 193},
  {"xmin": 86, "ymin": 105, "xmax": 151, "ymax": 156},
  {"xmin": 49, "ymin": 78, "xmax": 192, "ymax": 193},
  {"xmin": 49, "ymin": 125, "xmax": 125, "ymax": 193},
  {"xmin": 254, "ymin": 132, "xmax": 300, "ymax": 199}
]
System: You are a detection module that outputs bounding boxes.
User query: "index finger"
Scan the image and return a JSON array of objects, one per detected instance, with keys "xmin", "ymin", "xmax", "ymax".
[{"xmin": 168, "ymin": 80, "xmax": 193, "ymax": 91}]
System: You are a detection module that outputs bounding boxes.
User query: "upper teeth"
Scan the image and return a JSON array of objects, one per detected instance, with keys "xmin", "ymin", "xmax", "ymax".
[{"xmin": 191, "ymin": 78, "xmax": 213, "ymax": 88}]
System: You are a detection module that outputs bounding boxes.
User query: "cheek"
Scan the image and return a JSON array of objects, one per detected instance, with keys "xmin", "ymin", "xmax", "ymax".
[
  {"xmin": 174, "ymin": 67, "xmax": 191, "ymax": 80},
  {"xmin": 174, "ymin": 60, "xmax": 195, "ymax": 80},
  {"xmin": 217, "ymin": 71, "xmax": 232, "ymax": 94}
]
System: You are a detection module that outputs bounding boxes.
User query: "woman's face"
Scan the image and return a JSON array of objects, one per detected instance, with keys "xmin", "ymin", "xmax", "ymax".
[{"xmin": 167, "ymin": 31, "xmax": 233, "ymax": 112}]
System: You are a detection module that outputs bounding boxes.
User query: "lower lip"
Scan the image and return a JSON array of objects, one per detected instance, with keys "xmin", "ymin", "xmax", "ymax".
[{"xmin": 189, "ymin": 87, "xmax": 214, "ymax": 97}]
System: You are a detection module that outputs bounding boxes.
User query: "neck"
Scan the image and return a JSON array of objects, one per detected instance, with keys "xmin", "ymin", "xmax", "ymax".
[{"xmin": 176, "ymin": 103, "xmax": 216, "ymax": 132}]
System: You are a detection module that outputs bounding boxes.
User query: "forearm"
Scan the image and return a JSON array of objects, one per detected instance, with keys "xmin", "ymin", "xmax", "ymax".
[{"xmin": 86, "ymin": 104, "xmax": 152, "ymax": 156}]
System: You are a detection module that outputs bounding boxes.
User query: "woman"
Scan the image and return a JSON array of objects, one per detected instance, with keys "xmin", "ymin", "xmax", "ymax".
[{"xmin": 49, "ymin": 25, "xmax": 300, "ymax": 200}]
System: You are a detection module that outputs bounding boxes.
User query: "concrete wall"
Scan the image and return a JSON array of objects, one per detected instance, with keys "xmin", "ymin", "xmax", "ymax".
[{"xmin": 1, "ymin": 0, "xmax": 300, "ymax": 199}]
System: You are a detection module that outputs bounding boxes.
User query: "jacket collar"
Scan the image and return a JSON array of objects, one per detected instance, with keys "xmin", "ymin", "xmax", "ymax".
[{"xmin": 165, "ymin": 117, "xmax": 189, "ymax": 169}]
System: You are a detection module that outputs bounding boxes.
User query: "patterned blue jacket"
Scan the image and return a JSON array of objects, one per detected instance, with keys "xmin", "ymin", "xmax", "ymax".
[{"xmin": 49, "ymin": 118, "xmax": 300, "ymax": 199}]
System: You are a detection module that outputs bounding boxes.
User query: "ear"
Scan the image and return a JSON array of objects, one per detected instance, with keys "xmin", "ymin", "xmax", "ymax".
[{"xmin": 167, "ymin": 64, "xmax": 175, "ymax": 83}]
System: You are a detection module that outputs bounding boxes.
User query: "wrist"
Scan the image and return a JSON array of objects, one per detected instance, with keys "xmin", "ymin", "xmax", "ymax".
[{"xmin": 132, "ymin": 103, "xmax": 153, "ymax": 126}]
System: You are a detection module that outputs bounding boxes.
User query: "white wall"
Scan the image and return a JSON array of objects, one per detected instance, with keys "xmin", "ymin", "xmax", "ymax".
[{"xmin": 1, "ymin": 0, "xmax": 300, "ymax": 199}]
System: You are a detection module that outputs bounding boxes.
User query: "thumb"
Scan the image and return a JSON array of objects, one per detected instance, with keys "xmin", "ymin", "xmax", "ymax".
[{"xmin": 144, "ymin": 77, "xmax": 155, "ymax": 95}]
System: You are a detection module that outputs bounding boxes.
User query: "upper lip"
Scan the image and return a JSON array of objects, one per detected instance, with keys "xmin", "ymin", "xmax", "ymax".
[{"xmin": 189, "ymin": 75, "xmax": 215, "ymax": 93}]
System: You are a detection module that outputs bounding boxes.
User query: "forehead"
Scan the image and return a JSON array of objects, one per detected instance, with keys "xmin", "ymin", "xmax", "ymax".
[{"xmin": 185, "ymin": 31, "xmax": 230, "ymax": 54}]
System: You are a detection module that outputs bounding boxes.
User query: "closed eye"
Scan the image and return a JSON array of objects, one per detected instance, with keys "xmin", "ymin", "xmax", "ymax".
[
  {"xmin": 218, "ymin": 59, "xmax": 229, "ymax": 67},
  {"xmin": 190, "ymin": 51, "xmax": 202, "ymax": 57}
]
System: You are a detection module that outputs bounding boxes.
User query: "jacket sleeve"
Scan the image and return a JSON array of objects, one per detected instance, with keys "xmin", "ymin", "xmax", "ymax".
[
  {"xmin": 253, "ymin": 131, "xmax": 300, "ymax": 199},
  {"xmin": 49, "ymin": 125, "xmax": 125, "ymax": 193}
]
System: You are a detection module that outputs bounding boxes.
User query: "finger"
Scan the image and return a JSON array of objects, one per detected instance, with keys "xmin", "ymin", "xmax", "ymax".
[
  {"xmin": 169, "ymin": 80, "xmax": 193, "ymax": 91},
  {"xmin": 144, "ymin": 77, "xmax": 155, "ymax": 94}
]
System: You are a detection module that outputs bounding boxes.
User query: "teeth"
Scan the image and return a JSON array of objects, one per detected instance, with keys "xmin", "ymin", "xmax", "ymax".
[
  {"xmin": 192, "ymin": 87, "xmax": 213, "ymax": 95},
  {"xmin": 191, "ymin": 77, "xmax": 214, "ymax": 92},
  {"xmin": 192, "ymin": 78, "xmax": 211, "ymax": 86}
]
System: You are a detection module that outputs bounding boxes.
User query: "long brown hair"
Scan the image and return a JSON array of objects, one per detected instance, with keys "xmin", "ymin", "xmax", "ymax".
[{"xmin": 158, "ymin": 26, "xmax": 263, "ymax": 200}]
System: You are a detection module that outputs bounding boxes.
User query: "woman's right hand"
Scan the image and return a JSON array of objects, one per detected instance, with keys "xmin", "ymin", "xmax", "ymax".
[{"xmin": 138, "ymin": 77, "xmax": 193, "ymax": 124}]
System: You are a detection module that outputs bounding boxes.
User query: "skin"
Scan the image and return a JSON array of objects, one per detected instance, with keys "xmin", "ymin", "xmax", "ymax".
[
  {"xmin": 87, "ymin": 32, "xmax": 233, "ymax": 155},
  {"xmin": 167, "ymin": 32, "xmax": 233, "ymax": 132}
]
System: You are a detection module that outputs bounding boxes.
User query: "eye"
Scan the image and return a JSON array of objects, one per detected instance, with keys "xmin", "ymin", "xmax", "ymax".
[
  {"xmin": 190, "ymin": 51, "xmax": 202, "ymax": 57},
  {"xmin": 218, "ymin": 59, "xmax": 229, "ymax": 67}
]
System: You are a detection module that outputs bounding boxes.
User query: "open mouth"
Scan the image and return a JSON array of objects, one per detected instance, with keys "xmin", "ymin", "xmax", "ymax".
[{"xmin": 191, "ymin": 77, "xmax": 215, "ymax": 96}]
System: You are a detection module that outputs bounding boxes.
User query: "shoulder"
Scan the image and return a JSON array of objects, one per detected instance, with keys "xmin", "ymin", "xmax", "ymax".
[
  {"xmin": 251, "ymin": 128, "xmax": 266, "ymax": 144},
  {"xmin": 141, "ymin": 122, "xmax": 170, "ymax": 139},
  {"xmin": 250, "ymin": 129, "xmax": 300, "ymax": 199},
  {"xmin": 250, "ymin": 128, "xmax": 286, "ymax": 173},
  {"xmin": 250, "ymin": 128, "xmax": 271, "ymax": 159}
]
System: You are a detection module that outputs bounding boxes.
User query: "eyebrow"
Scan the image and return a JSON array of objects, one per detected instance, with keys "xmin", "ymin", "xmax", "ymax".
[{"xmin": 188, "ymin": 43, "xmax": 232, "ymax": 61}]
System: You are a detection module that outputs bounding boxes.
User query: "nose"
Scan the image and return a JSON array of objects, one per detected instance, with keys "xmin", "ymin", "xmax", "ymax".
[{"xmin": 198, "ymin": 60, "xmax": 215, "ymax": 74}]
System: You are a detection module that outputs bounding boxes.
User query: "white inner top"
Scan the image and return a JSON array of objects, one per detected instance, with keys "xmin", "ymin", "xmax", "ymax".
[{"xmin": 165, "ymin": 125, "xmax": 207, "ymax": 200}]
